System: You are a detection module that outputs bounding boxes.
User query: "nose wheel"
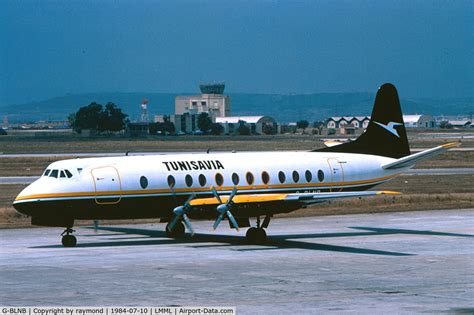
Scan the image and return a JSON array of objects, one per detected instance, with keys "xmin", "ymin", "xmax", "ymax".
[{"xmin": 61, "ymin": 228, "xmax": 77, "ymax": 247}]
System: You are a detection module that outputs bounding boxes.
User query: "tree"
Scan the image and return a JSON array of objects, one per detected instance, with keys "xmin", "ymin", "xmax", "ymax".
[
  {"xmin": 98, "ymin": 102, "xmax": 128, "ymax": 134},
  {"xmin": 296, "ymin": 120, "xmax": 309, "ymax": 131},
  {"xmin": 236, "ymin": 121, "xmax": 251, "ymax": 135},
  {"xmin": 312, "ymin": 120, "xmax": 325, "ymax": 135},
  {"xmin": 197, "ymin": 113, "xmax": 213, "ymax": 133},
  {"xmin": 149, "ymin": 116, "xmax": 175, "ymax": 135},
  {"xmin": 69, "ymin": 102, "xmax": 128, "ymax": 134},
  {"xmin": 439, "ymin": 121, "xmax": 452, "ymax": 129},
  {"xmin": 69, "ymin": 102, "xmax": 103, "ymax": 133},
  {"xmin": 210, "ymin": 123, "xmax": 224, "ymax": 135},
  {"xmin": 162, "ymin": 116, "xmax": 175, "ymax": 134},
  {"xmin": 262, "ymin": 124, "xmax": 276, "ymax": 135}
]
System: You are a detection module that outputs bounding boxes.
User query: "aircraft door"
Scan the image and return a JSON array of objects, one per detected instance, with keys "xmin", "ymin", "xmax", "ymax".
[
  {"xmin": 91, "ymin": 166, "xmax": 122, "ymax": 204},
  {"xmin": 327, "ymin": 158, "xmax": 344, "ymax": 192}
]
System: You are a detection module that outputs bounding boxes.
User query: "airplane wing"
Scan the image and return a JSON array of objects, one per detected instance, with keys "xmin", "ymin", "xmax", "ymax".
[{"xmin": 189, "ymin": 190, "xmax": 400, "ymax": 207}]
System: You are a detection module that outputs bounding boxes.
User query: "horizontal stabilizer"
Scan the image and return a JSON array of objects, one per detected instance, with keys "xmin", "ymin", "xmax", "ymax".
[{"xmin": 382, "ymin": 142, "xmax": 460, "ymax": 170}]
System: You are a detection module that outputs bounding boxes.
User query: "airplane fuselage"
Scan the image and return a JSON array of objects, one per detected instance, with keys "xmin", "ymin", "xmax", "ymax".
[{"xmin": 13, "ymin": 151, "xmax": 404, "ymax": 221}]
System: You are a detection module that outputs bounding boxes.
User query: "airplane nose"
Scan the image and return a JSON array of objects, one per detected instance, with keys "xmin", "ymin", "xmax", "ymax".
[{"xmin": 13, "ymin": 182, "xmax": 41, "ymax": 216}]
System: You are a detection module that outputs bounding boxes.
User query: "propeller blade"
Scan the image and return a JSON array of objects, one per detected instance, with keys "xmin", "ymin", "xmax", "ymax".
[
  {"xmin": 168, "ymin": 215, "xmax": 180, "ymax": 230},
  {"xmin": 226, "ymin": 187, "xmax": 238, "ymax": 205},
  {"xmin": 211, "ymin": 186, "xmax": 222, "ymax": 204},
  {"xmin": 185, "ymin": 194, "xmax": 195, "ymax": 205},
  {"xmin": 226, "ymin": 211, "xmax": 240, "ymax": 231},
  {"xmin": 213, "ymin": 212, "xmax": 225, "ymax": 230},
  {"xmin": 182, "ymin": 214, "xmax": 194, "ymax": 236}
]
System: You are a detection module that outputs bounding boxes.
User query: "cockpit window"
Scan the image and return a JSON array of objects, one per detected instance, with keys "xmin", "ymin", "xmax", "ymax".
[
  {"xmin": 43, "ymin": 169, "xmax": 51, "ymax": 176},
  {"xmin": 50, "ymin": 169, "xmax": 59, "ymax": 178},
  {"xmin": 65, "ymin": 170, "xmax": 73, "ymax": 178},
  {"xmin": 60, "ymin": 170, "xmax": 66, "ymax": 178}
]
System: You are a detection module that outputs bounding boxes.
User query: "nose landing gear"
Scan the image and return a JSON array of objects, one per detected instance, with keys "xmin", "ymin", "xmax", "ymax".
[{"xmin": 61, "ymin": 228, "xmax": 77, "ymax": 247}]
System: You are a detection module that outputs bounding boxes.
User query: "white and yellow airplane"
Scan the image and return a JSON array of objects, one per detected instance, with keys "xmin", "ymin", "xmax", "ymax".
[{"xmin": 13, "ymin": 83, "xmax": 458, "ymax": 247}]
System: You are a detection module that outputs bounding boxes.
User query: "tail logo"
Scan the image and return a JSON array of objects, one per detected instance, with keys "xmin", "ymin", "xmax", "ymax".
[{"xmin": 373, "ymin": 121, "xmax": 403, "ymax": 138}]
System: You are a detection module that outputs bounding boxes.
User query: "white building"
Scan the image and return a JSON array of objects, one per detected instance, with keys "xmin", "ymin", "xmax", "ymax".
[
  {"xmin": 175, "ymin": 83, "xmax": 231, "ymax": 117},
  {"xmin": 448, "ymin": 120, "xmax": 471, "ymax": 128},
  {"xmin": 216, "ymin": 116, "xmax": 276, "ymax": 134},
  {"xmin": 326, "ymin": 116, "xmax": 370, "ymax": 129},
  {"xmin": 403, "ymin": 115, "xmax": 435, "ymax": 128}
]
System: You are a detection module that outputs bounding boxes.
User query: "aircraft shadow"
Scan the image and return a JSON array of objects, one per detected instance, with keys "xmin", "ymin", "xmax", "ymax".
[{"xmin": 32, "ymin": 225, "xmax": 472, "ymax": 255}]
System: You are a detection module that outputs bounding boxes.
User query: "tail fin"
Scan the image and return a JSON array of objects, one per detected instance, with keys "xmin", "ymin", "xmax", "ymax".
[{"xmin": 316, "ymin": 83, "xmax": 410, "ymax": 159}]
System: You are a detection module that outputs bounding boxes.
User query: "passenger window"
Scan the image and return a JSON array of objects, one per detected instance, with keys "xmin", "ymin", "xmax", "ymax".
[
  {"xmin": 246, "ymin": 172, "xmax": 254, "ymax": 185},
  {"xmin": 50, "ymin": 169, "xmax": 58, "ymax": 178},
  {"xmin": 65, "ymin": 170, "xmax": 73, "ymax": 178},
  {"xmin": 198, "ymin": 174, "xmax": 207, "ymax": 187},
  {"xmin": 292, "ymin": 171, "xmax": 300, "ymax": 183},
  {"xmin": 261, "ymin": 171, "xmax": 270, "ymax": 184},
  {"xmin": 60, "ymin": 170, "xmax": 66, "ymax": 178},
  {"xmin": 278, "ymin": 171, "xmax": 286, "ymax": 184},
  {"xmin": 305, "ymin": 170, "xmax": 312, "ymax": 182},
  {"xmin": 167, "ymin": 175, "xmax": 175, "ymax": 188},
  {"xmin": 318, "ymin": 170, "xmax": 325, "ymax": 182},
  {"xmin": 185, "ymin": 174, "xmax": 193, "ymax": 187},
  {"xmin": 140, "ymin": 176, "xmax": 148, "ymax": 189},
  {"xmin": 215, "ymin": 173, "xmax": 224, "ymax": 186},
  {"xmin": 43, "ymin": 169, "xmax": 51, "ymax": 176},
  {"xmin": 232, "ymin": 173, "xmax": 239, "ymax": 185}
]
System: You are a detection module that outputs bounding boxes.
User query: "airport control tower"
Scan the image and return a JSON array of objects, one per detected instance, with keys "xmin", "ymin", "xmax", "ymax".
[{"xmin": 175, "ymin": 82, "xmax": 231, "ymax": 117}]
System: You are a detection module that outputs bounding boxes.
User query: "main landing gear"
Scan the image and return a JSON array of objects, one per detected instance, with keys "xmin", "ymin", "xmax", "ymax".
[
  {"xmin": 165, "ymin": 220, "xmax": 185, "ymax": 238},
  {"xmin": 61, "ymin": 227, "xmax": 77, "ymax": 247},
  {"xmin": 246, "ymin": 215, "xmax": 271, "ymax": 244}
]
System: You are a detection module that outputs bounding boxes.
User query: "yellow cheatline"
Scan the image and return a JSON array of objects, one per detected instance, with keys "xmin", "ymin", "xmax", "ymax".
[
  {"xmin": 190, "ymin": 194, "xmax": 288, "ymax": 206},
  {"xmin": 377, "ymin": 191, "xmax": 401, "ymax": 195},
  {"xmin": 441, "ymin": 142, "xmax": 461, "ymax": 149}
]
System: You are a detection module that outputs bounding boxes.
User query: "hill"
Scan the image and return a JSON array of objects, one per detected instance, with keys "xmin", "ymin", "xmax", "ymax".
[{"xmin": 1, "ymin": 92, "xmax": 472, "ymax": 123}]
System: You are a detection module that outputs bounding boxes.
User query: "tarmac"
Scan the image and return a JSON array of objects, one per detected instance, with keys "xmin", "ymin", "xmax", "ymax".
[{"xmin": 1, "ymin": 209, "xmax": 473, "ymax": 313}]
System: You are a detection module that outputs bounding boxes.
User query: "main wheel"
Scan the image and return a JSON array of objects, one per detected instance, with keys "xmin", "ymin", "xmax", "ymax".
[
  {"xmin": 254, "ymin": 228, "xmax": 267, "ymax": 244},
  {"xmin": 166, "ymin": 221, "xmax": 185, "ymax": 238},
  {"xmin": 246, "ymin": 227, "xmax": 267, "ymax": 244},
  {"xmin": 61, "ymin": 235, "xmax": 77, "ymax": 247}
]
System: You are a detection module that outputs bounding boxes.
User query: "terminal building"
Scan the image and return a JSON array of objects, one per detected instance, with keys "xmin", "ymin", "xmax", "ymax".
[{"xmin": 175, "ymin": 83, "xmax": 231, "ymax": 117}]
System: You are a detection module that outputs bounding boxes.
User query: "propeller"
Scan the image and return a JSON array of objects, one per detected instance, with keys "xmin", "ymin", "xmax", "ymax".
[
  {"xmin": 211, "ymin": 186, "xmax": 239, "ymax": 231},
  {"xmin": 168, "ymin": 194, "xmax": 195, "ymax": 235}
]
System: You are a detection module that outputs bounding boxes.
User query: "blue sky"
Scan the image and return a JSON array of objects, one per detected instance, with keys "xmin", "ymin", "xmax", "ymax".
[{"xmin": 1, "ymin": 0, "xmax": 473, "ymax": 105}]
